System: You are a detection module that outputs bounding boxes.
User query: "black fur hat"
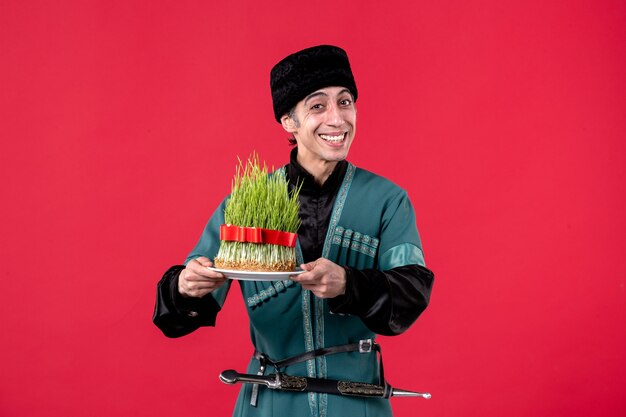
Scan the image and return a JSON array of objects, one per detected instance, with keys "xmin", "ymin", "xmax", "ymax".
[{"xmin": 270, "ymin": 45, "xmax": 358, "ymax": 122}]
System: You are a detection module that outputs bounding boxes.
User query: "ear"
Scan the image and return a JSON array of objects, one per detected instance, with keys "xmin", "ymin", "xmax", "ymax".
[{"xmin": 281, "ymin": 114, "xmax": 297, "ymax": 133}]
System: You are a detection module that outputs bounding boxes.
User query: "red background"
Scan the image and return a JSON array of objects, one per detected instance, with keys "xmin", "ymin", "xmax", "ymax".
[{"xmin": 1, "ymin": 1, "xmax": 625, "ymax": 416}]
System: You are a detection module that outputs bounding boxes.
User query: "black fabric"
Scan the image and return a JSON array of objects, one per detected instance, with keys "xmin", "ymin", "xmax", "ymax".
[
  {"xmin": 285, "ymin": 147, "xmax": 347, "ymax": 263},
  {"xmin": 328, "ymin": 264, "xmax": 435, "ymax": 336},
  {"xmin": 270, "ymin": 45, "xmax": 358, "ymax": 122},
  {"xmin": 152, "ymin": 265, "xmax": 222, "ymax": 338}
]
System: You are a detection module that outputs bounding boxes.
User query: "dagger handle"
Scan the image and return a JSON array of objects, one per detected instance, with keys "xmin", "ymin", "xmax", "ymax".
[{"xmin": 220, "ymin": 369, "xmax": 281, "ymax": 389}]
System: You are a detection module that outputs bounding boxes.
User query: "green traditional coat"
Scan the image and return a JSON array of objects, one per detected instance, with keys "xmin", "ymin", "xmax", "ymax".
[{"xmin": 185, "ymin": 164, "xmax": 426, "ymax": 417}]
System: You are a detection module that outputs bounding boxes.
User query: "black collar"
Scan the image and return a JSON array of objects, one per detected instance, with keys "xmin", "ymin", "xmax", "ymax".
[{"xmin": 286, "ymin": 147, "xmax": 348, "ymax": 194}]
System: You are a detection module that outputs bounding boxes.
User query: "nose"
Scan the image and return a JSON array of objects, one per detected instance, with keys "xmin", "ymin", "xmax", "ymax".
[{"xmin": 325, "ymin": 102, "xmax": 344, "ymax": 126}]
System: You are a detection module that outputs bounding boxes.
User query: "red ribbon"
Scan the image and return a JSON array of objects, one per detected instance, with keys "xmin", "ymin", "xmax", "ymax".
[{"xmin": 220, "ymin": 224, "xmax": 298, "ymax": 248}]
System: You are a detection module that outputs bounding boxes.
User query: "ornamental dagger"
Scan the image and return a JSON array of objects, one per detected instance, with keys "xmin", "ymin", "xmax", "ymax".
[{"xmin": 219, "ymin": 369, "xmax": 431, "ymax": 399}]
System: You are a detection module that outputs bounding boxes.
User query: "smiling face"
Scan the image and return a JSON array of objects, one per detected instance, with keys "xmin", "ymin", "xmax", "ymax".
[{"xmin": 281, "ymin": 86, "xmax": 357, "ymax": 183}]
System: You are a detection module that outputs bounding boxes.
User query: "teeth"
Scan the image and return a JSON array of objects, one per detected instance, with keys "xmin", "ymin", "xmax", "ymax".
[{"xmin": 320, "ymin": 133, "xmax": 345, "ymax": 142}]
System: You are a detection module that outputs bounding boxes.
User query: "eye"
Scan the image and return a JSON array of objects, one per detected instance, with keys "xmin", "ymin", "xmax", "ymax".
[
  {"xmin": 339, "ymin": 98, "xmax": 353, "ymax": 106},
  {"xmin": 310, "ymin": 103, "xmax": 324, "ymax": 110}
]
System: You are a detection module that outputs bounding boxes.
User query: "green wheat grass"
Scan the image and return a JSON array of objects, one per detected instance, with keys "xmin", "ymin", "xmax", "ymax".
[{"xmin": 214, "ymin": 153, "xmax": 302, "ymax": 271}]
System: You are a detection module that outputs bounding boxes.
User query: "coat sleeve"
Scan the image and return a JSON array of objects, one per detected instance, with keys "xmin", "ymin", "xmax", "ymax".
[
  {"xmin": 153, "ymin": 199, "xmax": 231, "ymax": 338},
  {"xmin": 328, "ymin": 182, "xmax": 434, "ymax": 336},
  {"xmin": 327, "ymin": 264, "xmax": 434, "ymax": 336},
  {"xmin": 152, "ymin": 265, "xmax": 223, "ymax": 338}
]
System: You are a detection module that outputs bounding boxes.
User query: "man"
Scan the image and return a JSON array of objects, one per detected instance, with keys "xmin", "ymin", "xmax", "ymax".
[{"xmin": 153, "ymin": 45, "xmax": 434, "ymax": 417}]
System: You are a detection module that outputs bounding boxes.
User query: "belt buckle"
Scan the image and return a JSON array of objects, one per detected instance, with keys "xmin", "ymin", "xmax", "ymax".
[{"xmin": 359, "ymin": 339, "xmax": 373, "ymax": 353}]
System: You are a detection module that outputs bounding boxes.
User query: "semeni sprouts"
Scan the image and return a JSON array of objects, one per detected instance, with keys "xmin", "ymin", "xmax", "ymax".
[{"xmin": 214, "ymin": 153, "xmax": 301, "ymax": 271}]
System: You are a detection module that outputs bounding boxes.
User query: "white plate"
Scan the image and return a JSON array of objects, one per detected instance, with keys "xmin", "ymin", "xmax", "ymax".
[{"xmin": 207, "ymin": 267, "xmax": 305, "ymax": 281}]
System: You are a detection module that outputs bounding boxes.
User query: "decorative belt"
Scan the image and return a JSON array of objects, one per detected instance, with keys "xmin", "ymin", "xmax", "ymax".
[{"xmin": 218, "ymin": 339, "xmax": 431, "ymax": 406}]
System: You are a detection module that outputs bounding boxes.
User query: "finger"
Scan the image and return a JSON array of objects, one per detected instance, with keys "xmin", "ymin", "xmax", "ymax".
[
  {"xmin": 291, "ymin": 270, "xmax": 315, "ymax": 283},
  {"xmin": 184, "ymin": 286, "xmax": 216, "ymax": 298},
  {"xmin": 181, "ymin": 268, "xmax": 226, "ymax": 285},
  {"xmin": 187, "ymin": 261, "xmax": 222, "ymax": 278},
  {"xmin": 194, "ymin": 257, "xmax": 213, "ymax": 267},
  {"xmin": 186, "ymin": 271, "xmax": 227, "ymax": 282},
  {"xmin": 294, "ymin": 262, "xmax": 321, "ymax": 282},
  {"xmin": 186, "ymin": 280, "xmax": 225, "ymax": 292},
  {"xmin": 293, "ymin": 276, "xmax": 325, "ymax": 290},
  {"xmin": 300, "ymin": 261, "xmax": 317, "ymax": 272},
  {"xmin": 181, "ymin": 276, "xmax": 227, "ymax": 296}
]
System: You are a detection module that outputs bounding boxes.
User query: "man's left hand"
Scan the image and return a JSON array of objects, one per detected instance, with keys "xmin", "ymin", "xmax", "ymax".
[{"xmin": 291, "ymin": 258, "xmax": 346, "ymax": 298}]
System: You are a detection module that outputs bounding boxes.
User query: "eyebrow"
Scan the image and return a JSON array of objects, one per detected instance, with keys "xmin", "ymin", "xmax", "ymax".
[
  {"xmin": 304, "ymin": 91, "xmax": 327, "ymax": 104},
  {"xmin": 304, "ymin": 88, "xmax": 352, "ymax": 104}
]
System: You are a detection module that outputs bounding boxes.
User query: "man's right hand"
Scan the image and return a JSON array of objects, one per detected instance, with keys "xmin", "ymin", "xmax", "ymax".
[{"xmin": 178, "ymin": 256, "xmax": 227, "ymax": 298}]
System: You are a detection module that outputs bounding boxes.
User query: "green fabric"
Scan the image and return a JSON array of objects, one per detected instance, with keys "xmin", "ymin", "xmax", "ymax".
[
  {"xmin": 379, "ymin": 243, "xmax": 425, "ymax": 271},
  {"xmin": 186, "ymin": 164, "xmax": 425, "ymax": 417}
]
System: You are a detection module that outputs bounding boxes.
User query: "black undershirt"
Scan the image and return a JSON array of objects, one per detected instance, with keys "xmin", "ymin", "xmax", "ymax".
[{"xmin": 285, "ymin": 147, "xmax": 348, "ymax": 263}]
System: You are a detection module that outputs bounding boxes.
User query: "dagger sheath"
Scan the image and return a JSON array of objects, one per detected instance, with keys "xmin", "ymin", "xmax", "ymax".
[{"xmin": 219, "ymin": 369, "xmax": 431, "ymax": 399}]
